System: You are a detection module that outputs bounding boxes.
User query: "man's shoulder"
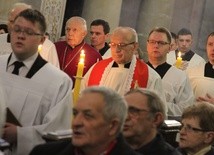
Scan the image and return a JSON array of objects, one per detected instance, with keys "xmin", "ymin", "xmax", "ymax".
[
  {"xmin": 111, "ymin": 135, "xmax": 140, "ymax": 155},
  {"xmin": 84, "ymin": 43, "xmax": 102, "ymax": 56},
  {"xmin": 54, "ymin": 40, "xmax": 67, "ymax": 48},
  {"xmin": 42, "ymin": 63, "xmax": 70, "ymax": 79},
  {"xmin": 30, "ymin": 140, "xmax": 73, "ymax": 155},
  {"xmin": 0, "ymin": 33, "xmax": 8, "ymax": 39},
  {"xmin": 147, "ymin": 65, "xmax": 161, "ymax": 79}
]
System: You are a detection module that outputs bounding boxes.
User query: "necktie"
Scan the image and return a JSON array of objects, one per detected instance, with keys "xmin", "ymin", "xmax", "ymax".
[{"xmin": 12, "ymin": 61, "xmax": 24, "ymax": 75}]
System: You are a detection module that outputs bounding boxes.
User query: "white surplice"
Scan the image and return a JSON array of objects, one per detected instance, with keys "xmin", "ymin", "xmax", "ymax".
[
  {"xmin": 0, "ymin": 55, "xmax": 72, "ymax": 155},
  {"xmin": 187, "ymin": 64, "xmax": 214, "ymax": 99},
  {"xmin": 0, "ymin": 34, "xmax": 59, "ymax": 68},
  {"xmin": 0, "ymin": 79, "xmax": 6, "ymax": 137},
  {"xmin": 81, "ymin": 56, "xmax": 167, "ymax": 113},
  {"xmin": 167, "ymin": 50, "xmax": 205, "ymax": 70},
  {"xmin": 162, "ymin": 66, "xmax": 194, "ymax": 116}
]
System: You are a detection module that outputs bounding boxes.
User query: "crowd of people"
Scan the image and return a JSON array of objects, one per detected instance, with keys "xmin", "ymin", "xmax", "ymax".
[{"xmin": 0, "ymin": 2, "xmax": 214, "ymax": 155}]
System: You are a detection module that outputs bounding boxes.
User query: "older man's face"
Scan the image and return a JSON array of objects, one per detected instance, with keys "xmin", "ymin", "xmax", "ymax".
[
  {"xmin": 72, "ymin": 92, "xmax": 113, "ymax": 148},
  {"xmin": 110, "ymin": 32, "xmax": 136, "ymax": 64},
  {"xmin": 123, "ymin": 92, "xmax": 154, "ymax": 141},
  {"xmin": 65, "ymin": 20, "xmax": 86, "ymax": 48}
]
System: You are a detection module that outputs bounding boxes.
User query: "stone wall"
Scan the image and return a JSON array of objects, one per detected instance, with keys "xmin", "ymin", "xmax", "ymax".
[{"xmin": 0, "ymin": 0, "xmax": 213, "ymax": 60}]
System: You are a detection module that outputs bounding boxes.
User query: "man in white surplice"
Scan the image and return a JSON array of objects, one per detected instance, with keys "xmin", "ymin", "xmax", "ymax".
[
  {"xmin": 0, "ymin": 3, "xmax": 60, "ymax": 68},
  {"xmin": 187, "ymin": 32, "xmax": 214, "ymax": 102},
  {"xmin": 167, "ymin": 28, "xmax": 205, "ymax": 71},
  {"xmin": 0, "ymin": 9, "xmax": 72, "ymax": 155},
  {"xmin": 146, "ymin": 27, "xmax": 194, "ymax": 117},
  {"xmin": 81, "ymin": 27, "xmax": 166, "ymax": 112}
]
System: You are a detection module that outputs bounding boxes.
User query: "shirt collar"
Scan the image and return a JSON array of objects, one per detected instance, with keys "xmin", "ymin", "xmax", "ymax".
[{"xmin": 8, "ymin": 52, "xmax": 39, "ymax": 70}]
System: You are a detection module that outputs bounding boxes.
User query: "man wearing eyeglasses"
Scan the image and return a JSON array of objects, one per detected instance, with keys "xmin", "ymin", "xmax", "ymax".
[
  {"xmin": 123, "ymin": 88, "xmax": 181, "ymax": 155},
  {"xmin": 0, "ymin": 3, "xmax": 60, "ymax": 68},
  {"xmin": 146, "ymin": 27, "xmax": 194, "ymax": 118},
  {"xmin": 167, "ymin": 28, "xmax": 205, "ymax": 70},
  {"xmin": 177, "ymin": 102, "xmax": 214, "ymax": 155},
  {"xmin": 0, "ymin": 9, "xmax": 72, "ymax": 155},
  {"xmin": 81, "ymin": 27, "xmax": 165, "ymax": 104}
]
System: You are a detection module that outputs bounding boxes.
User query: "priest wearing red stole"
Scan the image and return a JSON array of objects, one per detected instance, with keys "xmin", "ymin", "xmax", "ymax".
[
  {"xmin": 55, "ymin": 16, "xmax": 102, "ymax": 83},
  {"xmin": 81, "ymin": 27, "xmax": 166, "ymax": 111}
]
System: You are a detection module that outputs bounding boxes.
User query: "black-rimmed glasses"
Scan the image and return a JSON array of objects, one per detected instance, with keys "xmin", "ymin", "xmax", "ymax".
[
  {"xmin": 147, "ymin": 40, "xmax": 169, "ymax": 46},
  {"xmin": 12, "ymin": 25, "xmax": 43, "ymax": 37},
  {"xmin": 179, "ymin": 124, "xmax": 209, "ymax": 132}
]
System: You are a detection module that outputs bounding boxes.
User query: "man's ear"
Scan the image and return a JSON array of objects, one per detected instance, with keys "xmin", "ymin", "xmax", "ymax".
[
  {"xmin": 204, "ymin": 131, "xmax": 214, "ymax": 144},
  {"xmin": 169, "ymin": 44, "xmax": 173, "ymax": 52},
  {"xmin": 40, "ymin": 35, "xmax": 46, "ymax": 44},
  {"xmin": 105, "ymin": 33, "xmax": 110, "ymax": 41},
  {"xmin": 133, "ymin": 42, "xmax": 139, "ymax": 51},
  {"xmin": 109, "ymin": 119, "xmax": 120, "ymax": 136},
  {"xmin": 82, "ymin": 30, "xmax": 87, "ymax": 38},
  {"xmin": 152, "ymin": 112, "xmax": 164, "ymax": 127}
]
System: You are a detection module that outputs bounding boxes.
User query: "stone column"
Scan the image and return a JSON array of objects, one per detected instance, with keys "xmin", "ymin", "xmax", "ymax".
[{"xmin": 40, "ymin": 0, "xmax": 67, "ymax": 42}]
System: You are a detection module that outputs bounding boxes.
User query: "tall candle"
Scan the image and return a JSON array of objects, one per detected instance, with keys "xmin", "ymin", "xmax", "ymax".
[
  {"xmin": 175, "ymin": 51, "xmax": 182, "ymax": 68},
  {"xmin": 73, "ymin": 50, "xmax": 85, "ymax": 104}
]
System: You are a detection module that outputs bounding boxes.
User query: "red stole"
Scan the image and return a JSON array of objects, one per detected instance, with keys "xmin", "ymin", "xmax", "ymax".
[{"xmin": 88, "ymin": 57, "xmax": 149, "ymax": 88}]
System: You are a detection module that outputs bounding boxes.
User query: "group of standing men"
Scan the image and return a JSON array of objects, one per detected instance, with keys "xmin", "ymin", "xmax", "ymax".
[{"xmin": 0, "ymin": 2, "xmax": 214, "ymax": 155}]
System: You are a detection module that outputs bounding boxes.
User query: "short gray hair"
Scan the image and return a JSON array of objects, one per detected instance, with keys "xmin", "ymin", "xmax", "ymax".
[
  {"xmin": 125, "ymin": 88, "xmax": 166, "ymax": 120},
  {"xmin": 81, "ymin": 86, "xmax": 128, "ymax": 135},
  {"xmin": 10, "ymin": 3, "xmax": 32, "ymax": 12},
  {"xmin": 66, "ymin": 16, "xmax": 87, "ymax": 32},
  {"xmin": 111, "ymin": 26, "xmax": 138, "ymax": 43}
]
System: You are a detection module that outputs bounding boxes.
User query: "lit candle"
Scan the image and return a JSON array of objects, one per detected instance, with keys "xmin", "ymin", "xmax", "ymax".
[
  {"xmin": 38, "ymin": 44, "xmax": 42, "ymax": 53},
  {"xmin": 175, "ymin": 51, "xmax": 182, "ymax": 68},
  {"xmin": 73, "ymin": 50, "xmax": 85, "ymax": 104}
]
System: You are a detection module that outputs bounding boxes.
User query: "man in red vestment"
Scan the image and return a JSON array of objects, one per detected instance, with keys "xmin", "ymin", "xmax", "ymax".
[
  {"xmin": 55, "ymin": 16, "xmax": 102, "ymax": 84},
  {"xmin": 81, "ymin": 27, "xmax": 166, "ymax": 110}
]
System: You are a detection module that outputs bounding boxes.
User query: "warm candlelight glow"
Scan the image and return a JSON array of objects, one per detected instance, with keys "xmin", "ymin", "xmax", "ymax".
[
  {"xmin": 73, "ymin": 50, "xmax": 85, "ymax": 104},
  {"xmin": 175, "ymin": 51, "xmax": 182, "ymax": 68},
  {"xmin": 38, "ymin": 44, "xmax": 42, "ymax": 53}
]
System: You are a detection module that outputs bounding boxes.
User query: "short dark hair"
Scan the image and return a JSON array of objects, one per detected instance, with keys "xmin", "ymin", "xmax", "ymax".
[
  {"xmin": 14, "ymin": 9, "xmax": 46, "ymax": 34},
  {"xmin": 148, "ymin": 27, "xmax": 172, "ymax": 44},
  {"xmin": 90, "ymin": 19, "xmax": 110, "ymax": 34},
  {"xmin": 177, "ymin": 28, "xmax": 192, "ymax": 36},
  {"xmin": 207, "ymin": 32, "xmax": 214, "ymax": 43}
]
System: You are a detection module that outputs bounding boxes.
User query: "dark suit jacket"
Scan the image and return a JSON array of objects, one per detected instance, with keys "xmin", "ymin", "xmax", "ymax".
[{"xmin": 30, "ymin": 135, "xmax": 140, "ymax": 155}]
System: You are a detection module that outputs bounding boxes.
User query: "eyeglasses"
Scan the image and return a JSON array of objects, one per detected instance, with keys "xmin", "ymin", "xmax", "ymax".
[
  {"xmin": 128, "ymin": 106, "xmax": 150, "ymax": 118},
  {"xmin": 179, "ymin": 124, "xmax": 208, "ymax": 133},
  {"xmin": 12, "ymin": 25, "xmax": 43, "ymax": 37},
  {"xmin": 147, "ymin": 40, "xmax": 169, "ymax": 46},
  {"xmin": 109, "ymin": 42, "xmax": 135, "ymax": 50}
]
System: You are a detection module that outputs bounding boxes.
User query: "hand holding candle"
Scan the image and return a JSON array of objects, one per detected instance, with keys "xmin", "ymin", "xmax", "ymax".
[{"xmin": 175, "ymin": 51, "xmax": 182, "ymax": 68}]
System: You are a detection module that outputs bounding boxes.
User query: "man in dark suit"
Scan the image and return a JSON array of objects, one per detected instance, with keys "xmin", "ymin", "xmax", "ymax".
[{"xmin": 30, "ymin": 86, "xmax": 139, "ymax": 155}]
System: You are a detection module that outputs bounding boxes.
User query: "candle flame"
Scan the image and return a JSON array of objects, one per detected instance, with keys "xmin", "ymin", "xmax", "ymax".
[
  {"xmin": 178, "ymin": 51, "xmax": 181, "ymax": 58},
  {"xmin": 81, "ymin": 50, "xmax": 85, "ymax": 54}
]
